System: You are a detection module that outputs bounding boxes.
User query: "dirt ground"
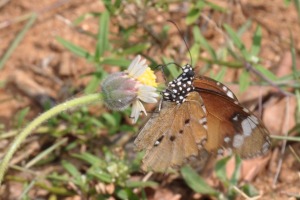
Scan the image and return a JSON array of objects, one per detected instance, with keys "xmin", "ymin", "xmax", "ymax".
[{"xmin": 0, "ymin": 0, "xmax": 299, "ymax": 199}]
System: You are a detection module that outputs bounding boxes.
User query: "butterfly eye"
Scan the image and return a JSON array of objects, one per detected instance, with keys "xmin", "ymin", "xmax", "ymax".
[{"xmin": 186, "ymin": 69, "xmax": 195, "ymax": 77}]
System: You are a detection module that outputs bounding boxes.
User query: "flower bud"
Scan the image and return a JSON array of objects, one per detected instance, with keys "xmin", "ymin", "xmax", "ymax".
[{"xmin": 102, "ymin": 72, "xmax": 138, "ymax": 111}]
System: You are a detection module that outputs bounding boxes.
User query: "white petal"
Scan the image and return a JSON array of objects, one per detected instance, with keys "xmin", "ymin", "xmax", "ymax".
[
  {"xmin": 127, "ymin": 55, "xmax": 147, "ymax": 78},
  {"xmin": 131, "ymin": 64, "xmax": 147, "ymax": 78},
  {"xmin": 137, "ymin": 85, "xmax": 159, "ymax": 103},
  {"xmin": 128, "ymin": 55, "xmax": 141, "ymax": 72},
  {"xmin": 139, "ymin": 85, "xmax": 157, "ymax": 92},
  {"xmin": 139, "ymin": 95, "xmax": 157, "ymax": 103},
  {"xmin": 130, "ymin": 100, "xmax": 147, "ymax": 123}
]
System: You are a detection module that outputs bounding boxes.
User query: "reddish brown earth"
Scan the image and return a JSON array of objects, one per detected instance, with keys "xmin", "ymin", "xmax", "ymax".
[{"xmin": 0, "ymin": 0, "xmax": 299, "ymax": 199}]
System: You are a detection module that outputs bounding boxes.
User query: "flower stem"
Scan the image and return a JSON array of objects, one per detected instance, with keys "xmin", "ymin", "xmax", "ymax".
[{"xmin": 0, "ymin": 93, "xmax": 103, "ymax": 185}]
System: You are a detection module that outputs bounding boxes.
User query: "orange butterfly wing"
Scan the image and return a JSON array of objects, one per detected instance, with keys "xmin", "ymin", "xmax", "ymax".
[{"xmin": 194, "ymin": 77, "xmax": 271, "ymax": 158}]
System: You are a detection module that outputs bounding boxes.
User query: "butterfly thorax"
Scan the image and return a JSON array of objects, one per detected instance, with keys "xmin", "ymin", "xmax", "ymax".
[{"xmin": 162, "ymin": 64, "xmax": 195, "ymax": 104}]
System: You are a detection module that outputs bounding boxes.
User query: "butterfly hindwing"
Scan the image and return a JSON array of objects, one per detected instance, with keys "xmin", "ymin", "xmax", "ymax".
[{"xmin": 134, "ymin": 92, "xmax": 207, "ymax": 172}]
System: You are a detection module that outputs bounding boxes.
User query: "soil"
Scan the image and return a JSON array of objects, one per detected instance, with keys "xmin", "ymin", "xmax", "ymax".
[{"xmin": 0, "ymin": 0, "xmax": 299, "ymax": 199}]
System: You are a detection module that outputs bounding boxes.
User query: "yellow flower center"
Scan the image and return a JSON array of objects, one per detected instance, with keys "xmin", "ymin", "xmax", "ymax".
[{"xmin": 137, "ymin": 68, "xmax": 157, "ymax": 87}]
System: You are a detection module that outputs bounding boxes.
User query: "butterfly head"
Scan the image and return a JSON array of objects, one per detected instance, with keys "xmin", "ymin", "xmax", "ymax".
[{"xmin": 162, "ymin": 64, "xmax": 195, "ymax": 104}]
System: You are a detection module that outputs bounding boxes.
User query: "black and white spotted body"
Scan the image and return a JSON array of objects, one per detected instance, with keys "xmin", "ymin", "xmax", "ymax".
[{"xmin": 162, "ymin": 64, "xmax": 195, "ymax": 104}]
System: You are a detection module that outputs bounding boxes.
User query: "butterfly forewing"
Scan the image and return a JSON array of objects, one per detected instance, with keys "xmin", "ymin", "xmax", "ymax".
[
  {"xmin": 197, "ymin": 76, "xmax": 239, "ymax": 101},
  {"xmin": 194, "ymin": 79, "xmax": 271, "ymax": 158},
  {"xmin": 134, "ymin": 91, "xmax": 207, "ymax": 172}
]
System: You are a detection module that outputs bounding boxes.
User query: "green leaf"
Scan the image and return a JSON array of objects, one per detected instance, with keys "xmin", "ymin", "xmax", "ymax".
[
  {"xmin": 0, "ymin": 13, "xmax": 37, "ymax": 70},
  {"xmin": 255, "ymin": 65, "xmax": 277, "ymax": 81},
  {"xmin": 296, "ymin": 90, "xmax": 300, "ymax": 124},
  {"xmin": 294, "ymin": 0, "xmax": 300, "ymax": 21},
  {"xmin": 239, "ymin": 70, "xmax": 250, "ymax": 92},
  {"xmin": 116, "ymin": 188, "xmax": 139, "ymax": 200},
  {"xmin": 126, "ymin": 180, "xmax": 158, "ymax": 188},
  {"xmin": 100, "ymin": 58, "xmax": 131, "ymax": 68},
  {"xmin": 241, "ymin": 183, "xmax": 259, "ymax": 197},
  {"xmin": 204, "ymin": 0, "xmax": 227, "ymax": 12},
  {"xmin": 250, "ymin": 26, "xmax": 262, "ymax": 57},
  {"xmin": 16, "ymin": 107, "xmax": 30, "ymax": 128},
  {"xmin": 284, "ymin": 0, "xmax": 292, "ymax": 5},
  {"xmin": 230, "ymin": 155, "xmax": 242, "ymax": 185},
  {"xmin": 224, "ymin": 24, "xmax": 249, "ymax": 60},
  {"xmin": 95, "ymin": 11, "xmax": 110, "ymax": 60},
  {"xmin": 72, "ymin": 152, "xmax": 105, "ymax": 166},
  {"xmin": 56, "ymin": 37, "xmax": 94, "ymax": 60},
  {"xmin": 122, "ymin": 43, "xmax": 150, "ymax": 55},
  {"xmin": 84, "ymin": 75, "xmax": 102, "ymax": 94},
  {"xmin": 193, "ymin": 26, "xmax": 217, "ymax": 60},
  {"xmin": 290, "ymin": 32, "xmax": 299, "ymax": 80},
  {"xmin": 73, "ymin": 12, "xmax": 100, "ymax": 25},
  {"xmin": 215, "ymin": 156, "xmax": 231, "ymax": 183},
  {"xmin": 61, "ymin": 160, "xmax": 81, "ymax": 178},
  {"xmin": 88, "ymin": 170, "xmax": 112, "ymax": 183},
  {"xmin": 224, "ymin": 24, "xmax": 245, "ymax": 50},
  {"xmin": 186, "ymin": 8, "xmax": 201, "ymax": 25},
  {"xmin": 237, "ymin": 20, "xmax": 252, "ymax": 36},
  {"xmin": 102, "ymin": 113, "xmax": 118, "ymax": 127},
  {"xmin": 213, "ymin": 67, "xmax": 227, "ymax": 81},
  {"xmin": 181, "ymin": 165, "xmax": 219, "ymax": 196}
]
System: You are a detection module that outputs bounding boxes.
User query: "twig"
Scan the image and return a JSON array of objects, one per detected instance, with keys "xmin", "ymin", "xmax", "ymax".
[
  {"xmin": 288, "ymin": 145, "xmax": 300, "ymax": 163},
  {"xmin": 233, "ymin": 185, "xmax": 262, "ymax": 200},
  {"xmin": 0, "ymin": 0, "xmax": 71, "ymax": 30},
  {"xmin": 272, "ymin": 97, "xmax": 290, "ymax": 187},
  {"xmin": 244, "ymin": 62, "xmax": 291, "ymax": 97}
]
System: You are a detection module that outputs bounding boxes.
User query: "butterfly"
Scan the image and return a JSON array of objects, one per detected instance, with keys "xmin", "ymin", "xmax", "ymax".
[{"xmin": 134, "ymin": 64, "xmax": 271, "ymax": 172}]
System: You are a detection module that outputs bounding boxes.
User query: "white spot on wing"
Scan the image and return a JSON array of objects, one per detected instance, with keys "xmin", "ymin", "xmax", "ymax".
[
  {"xmin": 227, "ymin": 91, "xmax": 234, "ymax": 99},
  {"xmin": 247, "ymin": 117, "xmax": 257, "ymax": 129},
  {"xmin": 249, "ymin": 115, "xmax": 259, "ymax": 124},
  {"xmin": 201, "ymin": 105, "xmax": 207, "ymax": 114},
  {"xmin": 199, "ymin": 117, "xmax": 207, "ymax": 124},
  {"xmin": 217, "ymin": 149, "xmax": 224, "ymax": 155},
  {"xmin": 222, "ymin": 86, "xmax": 227, "ymax": 91},
  {"xmin": 233, "ymin": 134, "xmax": 244, "ymax": 148},
  {"xmin": 232, "ymin": 115, "xmax": 238, "ymax": 121},
  {"xmin": 243, "ymin": 108, "xmax": 249, "ymax": 113},
  {"xmin": 242, "ymin": 119, "xmax": 252, "ymax": 136},
  {"xmin": 224, "ymin": 137, "xmax": 231, "ymax": 143}
]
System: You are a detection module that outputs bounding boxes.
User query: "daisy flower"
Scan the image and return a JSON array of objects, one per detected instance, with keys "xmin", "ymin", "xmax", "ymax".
[{"xmin": 102, "ymin": 55, "xmax": 158, "ymax": 123}]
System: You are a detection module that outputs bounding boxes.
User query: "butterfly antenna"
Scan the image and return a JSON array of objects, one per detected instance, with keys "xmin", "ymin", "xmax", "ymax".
[
  {"xmin": 167, "ymin": 20, "xmax": 193, "ymax": 66},
  {"xmin": 156, "ymin": 62, "xmax": 182, "ymax": 83}
]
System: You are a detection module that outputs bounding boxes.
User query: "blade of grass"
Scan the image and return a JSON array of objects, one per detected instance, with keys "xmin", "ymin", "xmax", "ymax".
[
  {"xmin": 250, "ymin": 25, "xmax": 262, "ymax": 56},
  {"xmin": 0, "ymin": 13, "xmax": 37, "ymax": 70},
  {"xmin": 290, "ymin": 32, "xmax": 300, "ymax": 123},
  {"xmin": 294, "ymin": 0, "xmax": 300, "ymax": 21},
  {"xmin": 56, "ymin": 37, "xmax": 94, "ymax": 61},
  {"xmin": 95, "ymin": 10, "xmax": 110, "ymax": 61},
  {"xmin": 25, "ymin": 138, "xmax": 68, "ymax": 168},
  {"xmin": 271, "ymin": 135, "xmax": 300, "ymax": 142},
  {"xmin": 239, "ymin": 70, "xmax": 250, "ymax": 92},
  {"xmin": 181, "ymin": 165, "xmax": 219, "ymax": 196},
  {"xmin": 193, "ymin": 26, "xmax": 217, "ymax": 60}
]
